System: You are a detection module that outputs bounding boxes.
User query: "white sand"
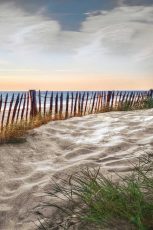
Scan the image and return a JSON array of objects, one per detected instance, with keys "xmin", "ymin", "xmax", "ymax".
[{"xmin": 0, "ymin": 109, "xmax": 153, "ymax": 230}]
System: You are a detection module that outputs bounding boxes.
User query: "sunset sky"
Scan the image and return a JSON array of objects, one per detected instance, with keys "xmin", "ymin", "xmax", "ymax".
[{"xmin": 0, "ymin": 0, "xmax": 153, "ymax": 90}]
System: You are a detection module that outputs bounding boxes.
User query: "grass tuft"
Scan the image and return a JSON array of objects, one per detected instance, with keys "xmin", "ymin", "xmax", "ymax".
[
  {"xmin": 36, "ymin": 154, "xmax": 153, "ymax": 229},
  {"xmin": 143, "ymin": 98, "xmax": 153, "ymax": 109},
  {"xmin": 119, "ymin": 97, "xmax": 153, "ymax": 111},
  {"xmin": 0, "ymin": 113, "xmax": 63, "ymax": 144}
]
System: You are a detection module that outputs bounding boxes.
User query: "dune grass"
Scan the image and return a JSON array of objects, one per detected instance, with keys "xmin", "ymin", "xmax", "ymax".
[
  {"xmin": 143, "ymin": 98, "xmax": 153, "ymax": 109},
  {"xmin": 36, "ymin": 154, "xmax": 153, "ymax": 230},
  {"xmin": 0, "ymin": 113, "xmax": 60, "ymax": 144},
  {"xmin": 119, "ymin": 97, "xmax": 153, "ymax": 111}
]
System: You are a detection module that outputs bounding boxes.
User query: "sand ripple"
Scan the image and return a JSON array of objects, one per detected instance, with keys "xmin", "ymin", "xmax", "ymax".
[{"xmin": 0, "ymin": 109, "xmax": 153, "ymax": 229}]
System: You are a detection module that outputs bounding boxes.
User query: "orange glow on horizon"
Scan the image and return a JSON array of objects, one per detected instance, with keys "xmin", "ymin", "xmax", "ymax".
[{"xmin": 0, "ymin": 73, "xmax": 152, "ymax": 91}]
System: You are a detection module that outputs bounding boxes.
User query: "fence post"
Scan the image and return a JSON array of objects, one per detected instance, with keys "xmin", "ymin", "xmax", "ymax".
[
  {"xmin": 106, "ymin": 91, "xmax": 112, "ymax": 111},
  {"xmin": 55, "ymin": 92, "xmax": 58, "ymax": 119},
  {"xmin": 1, "ymin": 93, "xmax": 8, "ymax": 130},
  {"xmin": 0, "ymin": 95, "xmax": 2, "ymax": 113},
  {"xmin": 65, "ymin": 92, "xmax": 69, "ymax": 119},
  {"xmin": 29, "ymin": 90, "xmax": 37, "ymax": 117},
  {"xmin": 149, "ymin": 89, "xmax": 153, "ymax": 98}
]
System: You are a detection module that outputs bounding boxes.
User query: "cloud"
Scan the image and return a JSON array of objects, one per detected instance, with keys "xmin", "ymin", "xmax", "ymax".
[
  {"xmin": 117, "ymin": 0, "xmax": 153, "ymax": 6},
  {"xmin": 76, "ymin": 6, "xmax": 153, "ymax": 75},
  {"xmin": 0, "ymin": 2, "xmax": 152, "ymax": 75},
  {"xmin": 0, "ymin": 60, "xmax": 10, "ymax": 66},
  {"xmin": 0, "ymin": 3, "xmax": 90, "ymax": 56},
  {"xmin": 81, "ymin": 6, "xmax": 153, "ymax": 56},
  {"xmin": 0, "ymin": 3, "xmax": 61, "ymax": 53}
]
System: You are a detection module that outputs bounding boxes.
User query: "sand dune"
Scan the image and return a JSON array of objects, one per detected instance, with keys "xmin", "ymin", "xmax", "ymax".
[{"xmin": 0, "ymin": 109, "xmax": 153, "ymax": 230}]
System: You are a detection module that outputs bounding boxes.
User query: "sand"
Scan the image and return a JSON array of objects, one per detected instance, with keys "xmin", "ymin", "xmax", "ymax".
[{"xmin": 0, "ymin": 109, "xmax": 153, "ymax": 230}]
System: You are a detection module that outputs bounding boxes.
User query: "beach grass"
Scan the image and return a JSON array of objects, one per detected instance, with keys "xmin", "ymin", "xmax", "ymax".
[
  {"xmin": 120, "ymin": 97, "xmax": 153, "ymax": 111},
  {"xmin": 143, "ymin": 98, "xmax": 153, "ymax": 109},
  {"xmin": 36, "ymin": 154, "xmax": 153, "ymax": 229},
  {"xmin": 0, "ymin": 113, "xmax": 61, "ymax": 144}
]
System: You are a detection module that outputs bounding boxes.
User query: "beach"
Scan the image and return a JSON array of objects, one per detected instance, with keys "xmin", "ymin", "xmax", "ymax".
[{"xmin": 0, "ymin": 109, "xmax": 153, "ymax": 230}]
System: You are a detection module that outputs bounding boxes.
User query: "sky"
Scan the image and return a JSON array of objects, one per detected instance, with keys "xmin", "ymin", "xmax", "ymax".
[{"xmin": 0, "ymin": 0, "xmax": 153, "ymax": 90}]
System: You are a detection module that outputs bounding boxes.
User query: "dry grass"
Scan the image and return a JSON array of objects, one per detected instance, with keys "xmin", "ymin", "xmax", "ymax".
[
  {"xmin": 117, "ymin": 97, "xmax": 153, "ymax": 111},
  {"xmin": 0, "ymin": 113, "xmax": 63, "ymax": 144},
  {"xmin": 0, "ymin": 110, "xmax": 98, "ymax": 144}
]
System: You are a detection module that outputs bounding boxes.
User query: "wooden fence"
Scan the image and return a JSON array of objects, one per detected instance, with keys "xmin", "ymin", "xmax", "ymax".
[{"xmin": 0, "ymin": 89, "xmax": 153, "ymax": 131}]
